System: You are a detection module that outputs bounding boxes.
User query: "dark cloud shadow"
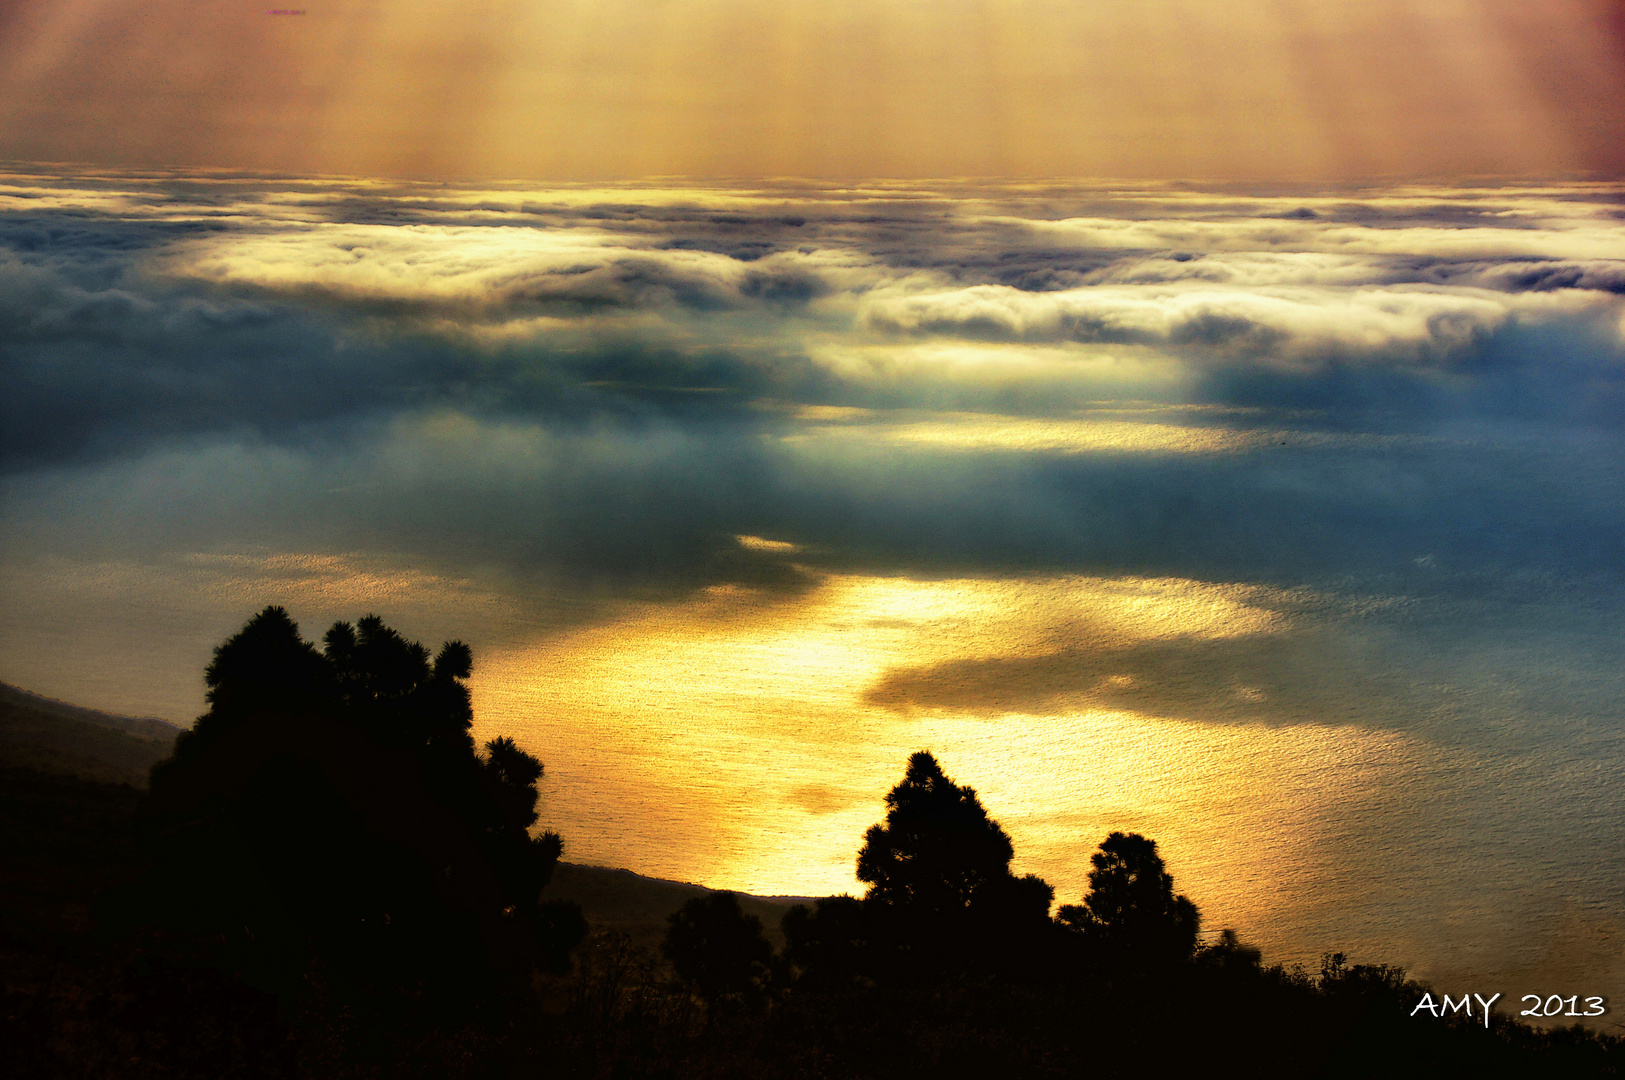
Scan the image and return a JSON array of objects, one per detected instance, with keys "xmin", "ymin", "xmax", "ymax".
[{"xmin": 862, "ymin": 631, "xmax": 1411, "ymax": 727}]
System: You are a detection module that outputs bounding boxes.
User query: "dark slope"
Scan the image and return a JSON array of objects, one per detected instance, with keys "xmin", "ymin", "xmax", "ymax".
[
  {"xmin": 546, "ymin": 862, "xmax": 818, "ymax": 951},
  {"xmin": 0, "ymin": 682, "xmax": 181, "ymax": 787},
  {"xmin": 0, "ymin": 681, "xmax": 814, "ymax": 930}
]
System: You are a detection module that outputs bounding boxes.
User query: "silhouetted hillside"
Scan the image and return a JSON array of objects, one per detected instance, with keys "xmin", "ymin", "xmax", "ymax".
[
  {"xmin": 0, "ymin": 682, "xmax": 180, "ymax": 787},
  {"xmin": 547, "ymin": 862, "xmax": 815, "ymax": 951}
]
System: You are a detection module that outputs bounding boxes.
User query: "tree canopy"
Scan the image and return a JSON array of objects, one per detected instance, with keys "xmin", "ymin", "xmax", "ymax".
[
  {"xmin": 856, "ymin": 750, "xmax": 1019, "ymax": 919},
  {"xmin": 129, "ymin": 606, "xmax": 582, "ymax": 1011},
  {"xmin": 1058, "ymin": 830, "xmax": 1200, "ymax": 964},
  {"xmin": 788, "ymin": 751, "xmax": 1055, "ymax": 979}
]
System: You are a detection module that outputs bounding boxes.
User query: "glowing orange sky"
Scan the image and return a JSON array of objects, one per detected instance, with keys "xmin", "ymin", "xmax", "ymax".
[{"xmin": 1, "ymin": 0, "xmax": 1621, "ymax": 180}]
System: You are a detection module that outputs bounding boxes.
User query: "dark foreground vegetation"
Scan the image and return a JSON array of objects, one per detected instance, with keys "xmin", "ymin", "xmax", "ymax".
[{"xmin": 3, "ymin": 608, "xmax": 1621, "ymax": 1078}]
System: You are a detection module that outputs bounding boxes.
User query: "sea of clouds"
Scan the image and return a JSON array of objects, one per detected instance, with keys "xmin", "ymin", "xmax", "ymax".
[
  {"xmin": 4, "ymin": 172, "xmax": 1622, "ymax": 611},
  {"xmin": 0, "ymin": 172, "xmax": 1620, "ymax": 694},
  {"xmin": 4, "ymin": 169, "xmax": 1623, "ymax": 1010}
]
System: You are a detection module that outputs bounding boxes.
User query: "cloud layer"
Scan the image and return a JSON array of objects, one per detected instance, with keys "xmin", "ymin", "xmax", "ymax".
[
  {"xmin": 0, "ymin": 171, "xmax": 1622, "ymax": 720},
  {"xmin": 4, "ymin": 173, "xmax": 1624, "ymax": 601}
]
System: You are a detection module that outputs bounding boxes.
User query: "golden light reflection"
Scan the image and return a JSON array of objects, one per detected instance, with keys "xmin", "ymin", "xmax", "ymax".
[
  {"xmin": 874, "ymin": 415, "xmax": 1266, "ymax": 455},
  {"xmin": 785, "ymin": 409, "xmax": 1417, "ymax": 456},
  {"xmin": 735, "ymin": 535, "xmax": 802, "ymax": 554},
  {"xmin": 801, "ymin": 340, "xmax": 1190, "ymax": 398},
  {"xmin": 469, "ymin": 571, "xmax": 1436, "ymax": 966}
]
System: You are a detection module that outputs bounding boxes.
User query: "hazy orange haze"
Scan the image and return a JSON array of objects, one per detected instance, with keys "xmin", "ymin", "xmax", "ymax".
[{"xmin": 1, "ymin": 0, "xmax": 1622, "ymax": 180}]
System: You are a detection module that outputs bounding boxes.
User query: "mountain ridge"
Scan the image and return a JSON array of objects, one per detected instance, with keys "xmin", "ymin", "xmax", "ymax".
[
  {"xmin": 0, "ymin": 681, "xmax": 183, "ymax": 741},
  {"xmin": 0, "ymin": 681, "xmax": 181, "ymax": 787}
]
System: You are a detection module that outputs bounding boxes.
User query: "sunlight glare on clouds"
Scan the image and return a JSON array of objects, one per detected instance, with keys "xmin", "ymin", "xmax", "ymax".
[
  {"xmin": 735, "ymin": 535, "xmax": 802, "ymax": 554},
  {"xmin": 825, "ymin": 412, "xmax": 1415, "ymax": 456},
  {"xmin": 155, "ymin": 221, "xmax": 660, "ymax": 309}
]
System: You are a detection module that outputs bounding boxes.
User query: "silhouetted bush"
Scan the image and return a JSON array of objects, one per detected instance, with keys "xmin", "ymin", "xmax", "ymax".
[
  {"xmin": 782, "ymin": 895, "xmax": 874, "ymax": 991},
  {"xmin": 663, "ymin": 891, "xmax": 774, "ymax": 1002}
]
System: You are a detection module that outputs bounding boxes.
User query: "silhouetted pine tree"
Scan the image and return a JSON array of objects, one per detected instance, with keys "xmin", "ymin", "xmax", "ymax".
[
  {"xmin": 1058, "ymin": 830, "xmax": 1200, "ymax": 966},
  {"xmin": 122, "ymin": 606, "xmax": 583, "ymax": 1021},
  {"xmin": 786, "ymin": 751, "xmax": 1054, "ymax": 986}
]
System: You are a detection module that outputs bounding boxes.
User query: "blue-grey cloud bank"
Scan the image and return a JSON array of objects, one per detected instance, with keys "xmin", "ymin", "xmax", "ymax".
[{"xmin": 4, "ymin": 173, "xmax": 1623, "ymax": 601}]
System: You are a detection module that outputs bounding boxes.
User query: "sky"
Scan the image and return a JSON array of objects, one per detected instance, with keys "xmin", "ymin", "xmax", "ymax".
[
  {"xmin": 2, "ymin": 0, "xmax": 1624, "ymax": 1020},
  {"xmin": 2, "ymin": 1, "xmax": 1624, "ymax": 180}
]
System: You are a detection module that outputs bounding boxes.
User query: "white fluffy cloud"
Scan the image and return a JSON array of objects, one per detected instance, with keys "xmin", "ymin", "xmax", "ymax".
[{"xmin": 859, "ymin": 284, "xmax": 1536, "ymax": 363}]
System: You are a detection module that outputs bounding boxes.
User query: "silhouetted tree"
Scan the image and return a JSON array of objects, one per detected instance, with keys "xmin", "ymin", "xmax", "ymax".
[
  {"xmin": 1058, "ymin": 831, "xmax": 1199, "ymax": 964},
  {"xmin": 127, "ymin": 606, "xmax": 583, "ymax": 1018},
  {"xmin": 847, "ymin": 752, "xmax": 1055, "ymax": 978},
  {"xmin": 857, "ymin": 751, "xmax": 1018, "ymax": 918},
  {"xmin": 663, "ymin": 891, "xmax": 774, "ymax": 1001}
]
